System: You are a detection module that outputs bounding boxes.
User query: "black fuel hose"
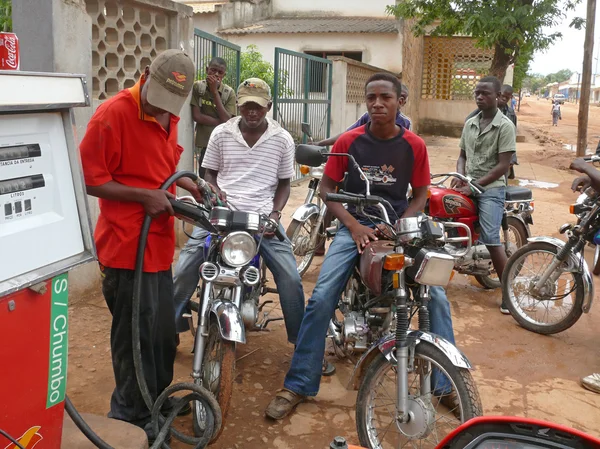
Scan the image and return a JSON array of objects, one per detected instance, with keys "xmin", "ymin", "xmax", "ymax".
[{"xmin": 65, "ymin": 170, "xmax": 221, "ymax": 449}]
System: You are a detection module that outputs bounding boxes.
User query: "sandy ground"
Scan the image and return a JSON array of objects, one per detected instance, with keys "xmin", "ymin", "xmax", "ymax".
[{"xmin": 66, "ymin": 98, "xmax": 600, "ymax": 448}]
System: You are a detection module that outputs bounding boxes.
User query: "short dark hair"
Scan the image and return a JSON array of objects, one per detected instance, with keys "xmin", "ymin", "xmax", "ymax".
[
  {"xmin": 365, "ymin": 73, "xmax": 402, "ymax": 98},
  {"xmin": 209, "ymin": 57, "xmax": 227, "ymax": 68},
  {"xmin": 501, "ymin": 84, "xmax": 514, "ymax": 95},
  {"xmin": 478, "ymin": 76, "xmax": 502, "ymax": 93},
  {"xmin": 401, "ymin": 83, "xmax": 409, "ymax": 98}
]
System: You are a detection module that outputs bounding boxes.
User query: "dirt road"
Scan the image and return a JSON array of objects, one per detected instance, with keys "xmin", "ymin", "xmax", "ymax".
[{"xmin": 66, "ymin": 99, "xmax": 600, "ymax": 448}]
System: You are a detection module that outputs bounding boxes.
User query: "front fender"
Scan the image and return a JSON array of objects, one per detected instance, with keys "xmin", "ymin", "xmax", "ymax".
[
  {"xmin": 291, "ymin": 203, "xmax": 320, "ymax": 223},
  {"xmin": 210, "ymin": 299, "xmax": 246, "ymax": 344},
  {"xmin": 526, "ymin": 236, "xmax": 594, "ymax": 313},
  {"xmin": 347, "ymin": 330, "xmax": 473, "ymax": 391}
]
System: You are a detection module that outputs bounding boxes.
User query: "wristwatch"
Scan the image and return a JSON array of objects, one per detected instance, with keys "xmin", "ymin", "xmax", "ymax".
[{"xmin": 270, "ymin": 210, "xmax": 282, "ymax": 220}]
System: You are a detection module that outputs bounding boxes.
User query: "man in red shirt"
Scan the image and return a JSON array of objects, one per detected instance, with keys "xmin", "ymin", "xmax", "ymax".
[{"xmin": 79, "ymin": 50, "xmax": 200, "ymax": 441}]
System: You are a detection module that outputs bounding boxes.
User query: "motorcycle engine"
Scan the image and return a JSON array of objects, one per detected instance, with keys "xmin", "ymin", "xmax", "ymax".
[{"xmin": 343, "ymin": 311, "xmax": 369, "ymax": 351}]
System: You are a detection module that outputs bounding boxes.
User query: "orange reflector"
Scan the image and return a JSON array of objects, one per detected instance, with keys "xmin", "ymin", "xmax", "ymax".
[
  {"xmin": 392, "ymin": 273, "xmax": 400, "ymax": 289},
  {"xmin": 450, "ymin": 270, "xmax": 456, "ymax": 282},
  {"xmin": 300, "ymin": 165, "xmax": 310, "ymax": 175},
  {"xmin": 384, "ymin": 254, "xmax": 405, "ymax": 271},
  {"xmin": 427, "ymin": 189, "xmax": 431, "ymax": 198},
  {"xmin": 569, "ymin": 204, "xmax": 576, "ymax": 214}
]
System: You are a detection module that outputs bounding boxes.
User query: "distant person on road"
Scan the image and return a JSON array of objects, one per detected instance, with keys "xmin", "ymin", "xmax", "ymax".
[
  {"xmin": 191, "ymin": 57, "xmax": 237, "ymax": 177},
  {"xmin": 551, "ymin": 100, "xmax": 561, "ymax": 126}
]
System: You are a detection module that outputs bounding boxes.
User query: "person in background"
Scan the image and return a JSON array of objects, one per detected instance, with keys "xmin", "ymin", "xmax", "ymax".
[
  {"xmin": 551, "ymin": 100, "xmax": 561, "ymax": 126},
  {"xmin": 191, "ymin": 57, "xmax": 237, "ymax": 177},
  {"xmin": 79, "ymin": 50, "xmax": 201, "ymax": 443},
  {"xmin": 452, "ymin": 76, "xmax": 516, "ymax": 315}
]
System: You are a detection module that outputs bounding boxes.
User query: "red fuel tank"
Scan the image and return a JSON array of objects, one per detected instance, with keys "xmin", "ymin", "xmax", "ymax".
[{"xmin": 428, "ymin": 186, "xmax": 477, "ymax": 219}]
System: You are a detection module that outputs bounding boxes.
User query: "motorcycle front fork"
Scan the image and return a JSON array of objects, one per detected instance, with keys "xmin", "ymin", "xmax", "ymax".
[{"xmin": 394, "ymin": 271, "xmax": 432, "ymax": 423}]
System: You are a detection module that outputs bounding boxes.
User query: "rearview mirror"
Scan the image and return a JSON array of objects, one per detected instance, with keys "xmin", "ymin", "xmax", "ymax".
[
  {"xmin": 296, "ymin": 144, "xmax": 326, "ymax": 167},
  {"xmin": 301, "ymin": 122, "xmax": 312, "ymax": 138}
]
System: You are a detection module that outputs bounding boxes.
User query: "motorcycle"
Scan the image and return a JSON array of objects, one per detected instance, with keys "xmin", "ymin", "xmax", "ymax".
[
  {"xmin": 427, "ymin": 173, "xmax": 534, "ymax": 289},
  {"xmin": 169, "ymin": 194, "xmax": 286, "ymax": 440},
  {"xmin": 501, "ymin": 157, "xmax": 598, "ymax": 335},
  {"xmin": 287, "ymin": 122, "xmax": 338, "ymax": 276},
  {"xmin": 296, "ymin": 145, "xmax": 483, "ymax": 449}
]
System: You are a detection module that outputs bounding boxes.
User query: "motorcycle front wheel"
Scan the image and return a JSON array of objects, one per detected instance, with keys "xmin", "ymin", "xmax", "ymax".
[
  {"xmin": 287, "ymin": 216, "xmax": 323, "ymax": 277},
  {"xmin": 356, "ymin": 343, "xmax": 482, "ymax": 449},
  {"xmin": 193, "ymin": 319, "xmax": 236, "ymax": 441},
  {"xmin": 502, "ymin": 241, "xmax": 584, "ymax": 334},
  {"xmin": 475, "ymin": 216, "xmax": 529, "ymax": 289}
]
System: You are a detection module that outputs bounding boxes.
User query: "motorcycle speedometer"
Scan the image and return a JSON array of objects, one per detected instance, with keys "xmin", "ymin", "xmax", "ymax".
[{"xmin": 220, "ymin": 231, "xmax": 257, "ymax": 267}]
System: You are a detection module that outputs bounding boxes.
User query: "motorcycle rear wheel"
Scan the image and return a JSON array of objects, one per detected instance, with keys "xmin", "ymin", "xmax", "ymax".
[
  {"xmin": 475, "ymin": 216, "xmax": 528, "ymax": 289},
  {"xmin": 287, "ymin": 217, "xmax": 323, "ymax": 277},
  {"xmin": 502, "ymin": 241, "xmax": 584, "ymax": 334},
  {"xmin": 356, "ymin": 343, "xmax": 482, "ymax": 449}
]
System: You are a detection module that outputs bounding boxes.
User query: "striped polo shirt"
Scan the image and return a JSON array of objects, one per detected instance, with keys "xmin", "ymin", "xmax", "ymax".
[{"xmin": 202, "ymin": 116, "xmax": 296, "ymax": 215}]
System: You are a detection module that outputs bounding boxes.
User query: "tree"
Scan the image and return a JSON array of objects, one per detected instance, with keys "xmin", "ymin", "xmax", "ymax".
[
  {"xmin": 239, "ymin": 45, "xmax": 292, "ymax": 97},
  {"xmin": 388, "ymin": 0, "xmax": 583, "ymax": 82},
  {"xmin": 0, "ymin": 0, "xmax": 11, "ymax": 32}
]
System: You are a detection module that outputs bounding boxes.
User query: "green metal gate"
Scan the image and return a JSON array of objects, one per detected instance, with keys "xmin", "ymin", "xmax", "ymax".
[
  {"xmin": 193, "ymin": 29, "xmax": 241, "ymax": 89},
  {"xmin": 273, "ymin": 48, "xmax": 332, "ymax": 181}
]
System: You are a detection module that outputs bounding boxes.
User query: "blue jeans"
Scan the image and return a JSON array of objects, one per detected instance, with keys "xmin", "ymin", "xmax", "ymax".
[
  {"xmin": 283, "ymin": 225, "xmax": 456, "ymax": 396},
  {"xmin": 477, "ymin": 186, "xmax": 506, "ymax": 247},
  {"xmin": 172, "ymin": 226, "xmax": 305, "ymax": 344}
]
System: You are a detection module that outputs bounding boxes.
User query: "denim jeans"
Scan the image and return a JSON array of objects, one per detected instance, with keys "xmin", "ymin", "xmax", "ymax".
[
  {"xmin": 477, "ymin": 186, "xmax": 506, "ymax": 247},
  {"xmin": 172, "ymin": 225, "xmax": 305, "ymax": 344},
  {"xmin": 283, "ymin": 224, "xmax": 456, "ymax": 397}
]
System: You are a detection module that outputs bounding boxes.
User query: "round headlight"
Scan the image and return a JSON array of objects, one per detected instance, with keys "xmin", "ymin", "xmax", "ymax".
[{"xmin": 220, "ymin": 232, "xmax": 257, "ymax": 267}]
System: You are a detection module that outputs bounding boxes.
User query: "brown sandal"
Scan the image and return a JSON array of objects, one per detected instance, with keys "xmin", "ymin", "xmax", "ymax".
[{"xmin": 265, "ymin": 388, "xmax": 305, "ymax": 420}]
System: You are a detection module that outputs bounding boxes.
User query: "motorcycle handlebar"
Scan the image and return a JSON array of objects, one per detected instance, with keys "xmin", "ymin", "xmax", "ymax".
[
  {"xmin": 271, "ymin": 220, "xmax": 286, "ymax": 242},
  {"xmin": 326, "ymin": 192, "xmax": 382, "ymax": 206},
  {"xmin": 431, "ymin": 172, "xmax": 484, "ymax": 195}
]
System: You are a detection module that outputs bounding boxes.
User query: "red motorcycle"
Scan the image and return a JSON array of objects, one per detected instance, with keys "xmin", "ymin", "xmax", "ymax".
[{"xmin": 426, "ymin": 173, "xmax": 534, "ymax": 289}]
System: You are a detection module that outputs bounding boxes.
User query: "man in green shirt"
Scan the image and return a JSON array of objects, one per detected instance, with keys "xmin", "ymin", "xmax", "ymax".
[
  {"xmin": 191, "ymin": 57, "xmax": 237, "ymax": 177},
  {"xmin": 452, "ymin": 76, "xmax": 516, "ymax": 314}
]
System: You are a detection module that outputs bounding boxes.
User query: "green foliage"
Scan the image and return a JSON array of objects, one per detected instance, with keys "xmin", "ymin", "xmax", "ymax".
[
  {"xmin": 240, "ymin": 45, "xmax": 293, "ymax": 97},
  {"xmin": 513, "ymin": 47, "xmax": 533, "ymax": 90},
  {"xmin": 522, "ymin": 69, "xmax": 572, "ymax": 94},
  {"xmin": 388, "ymin": 0, "xmax": 582, "ymax": 78},
  {"xmin": 0, "ymin": 0, "xmax": 11, "ymax": 32}
]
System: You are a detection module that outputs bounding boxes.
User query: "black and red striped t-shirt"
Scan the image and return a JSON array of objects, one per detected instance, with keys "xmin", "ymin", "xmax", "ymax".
[{"xmin": 324, "ymin": 123, "xmax": 430, "ymax": 219}]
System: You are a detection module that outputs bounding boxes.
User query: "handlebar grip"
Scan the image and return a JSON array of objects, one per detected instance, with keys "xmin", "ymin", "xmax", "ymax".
[
  {"xmin": 471, "ymin": 181, "xmax": 485, "ymax": 194},
  {"xmin": 326, "ymin": 193, "xmax": 363, "ymax": 205},
  {"xmin": 274, "ymin": 225, "xmax": 285, "ymax": 242},
  {"xmin": 169, "ymin": 199, "xmax": 215, "ymax": 233}
]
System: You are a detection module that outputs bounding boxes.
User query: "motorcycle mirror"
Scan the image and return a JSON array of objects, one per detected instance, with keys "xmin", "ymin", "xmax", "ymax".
[
  {"xmin": 296, "ymin": 144, "xmax": 327, "ymax": 167},
  {"xmin": 301, "ymin": 122, "xmax": 313, "ymax": 138}
]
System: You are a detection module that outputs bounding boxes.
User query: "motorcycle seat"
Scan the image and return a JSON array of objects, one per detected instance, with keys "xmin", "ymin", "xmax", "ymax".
[{"xmin": 505, "ymin": 185, "xmax": 532, "ymax": 202}]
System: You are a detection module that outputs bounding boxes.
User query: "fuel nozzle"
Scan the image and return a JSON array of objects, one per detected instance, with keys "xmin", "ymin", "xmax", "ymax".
[{"xmin": 197, "ymin": 177, "xmax": 225, "ymax": 207}]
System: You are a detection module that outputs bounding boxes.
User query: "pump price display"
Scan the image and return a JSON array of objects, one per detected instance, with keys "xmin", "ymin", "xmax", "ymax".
[
  {"xmin": 0, "ymin": 174, "xmax": 45, "ymax": 196},
  {"xmin": 0, "ymin": 143, "xmax": 42, "ymax": 162}
]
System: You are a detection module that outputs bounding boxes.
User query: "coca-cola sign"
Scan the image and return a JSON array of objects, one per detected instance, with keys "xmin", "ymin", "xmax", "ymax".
[{"xmin": 0, "ymin": 32, "xmax": 20, "ymax": 71}]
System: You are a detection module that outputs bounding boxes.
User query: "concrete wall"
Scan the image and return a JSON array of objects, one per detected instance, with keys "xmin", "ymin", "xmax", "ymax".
[
  {"xmin": 12, "ymin": 0, "xmax": 194, "ymax": 301},
  {"xmin": 193, "ymin": 12, "xmax": 220, "ymax": 35},
  {"xmin": 225, "ymin": 32, "xmax": 403, "ymax": 73},
  {"xmin": 418, "ymin": 99, "xmax": 474, "ymax": 137},
  {"xmin": 272, "ymin": 0, "xmax": 391, "ymax": 17}
]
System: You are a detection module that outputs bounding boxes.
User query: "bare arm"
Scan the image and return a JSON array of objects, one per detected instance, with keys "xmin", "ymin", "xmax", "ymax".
[
  {"xmin": 456, "ymin": 149, "xmax": 467, "ymax": 175},
  {"xmin": 210, "ymin": 88, "xmax": 233, "ymax": 123},
  {"xmin": 475, "ymin": 152, "xmax": 513, "ymax": 187},
  {"xmin": 192, "ymin": 105, "xmax": 221, "ymax": 127},
  {"xmin": 204, "ymin": 169, "xmax": 218, "ymax": 188},
  {"xmin": 271, "ymin": 178, "xmax": 291, "ymax": 215},
  {"xmin": 402, "ymin": 186, "xmax": 428, "ymax": 218},
  {"xmin": 317, "ymin": 133, "xmax": 342, "ymax": 147},
  {"xmin": 86, "ymin": 181, "xmax": 173, "ymax": 218}
]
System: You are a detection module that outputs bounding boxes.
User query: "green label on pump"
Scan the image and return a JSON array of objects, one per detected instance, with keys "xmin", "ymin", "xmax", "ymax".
[{"xmin": 46, "ymin": 273, "xmax": 69, "ymax": 408}]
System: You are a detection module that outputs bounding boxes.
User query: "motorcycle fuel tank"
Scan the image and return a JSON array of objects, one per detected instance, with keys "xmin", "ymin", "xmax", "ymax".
[
  {"xmin": 428, "ymin": 186, "xmax": 477, "ymax": 219},
  {"xmin": 359, "ymin": 241, "xmax": 395, "ymax": 295}
]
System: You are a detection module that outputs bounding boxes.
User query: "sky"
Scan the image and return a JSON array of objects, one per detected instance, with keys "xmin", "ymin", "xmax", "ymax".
[{"xmin": 529, "ymin": 1, "xmax": 600, "ymax": 75}]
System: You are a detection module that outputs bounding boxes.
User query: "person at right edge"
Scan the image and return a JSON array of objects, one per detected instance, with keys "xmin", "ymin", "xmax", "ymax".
[
  {"xmin": 452, "ymin": 76, "xmax": 516, "ymax": 315},
  {"xmin": 266, "ymin": 73, "xmax": 458, "ymax": 420}
]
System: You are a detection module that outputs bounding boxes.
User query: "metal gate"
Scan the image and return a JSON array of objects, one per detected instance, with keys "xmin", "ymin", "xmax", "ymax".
[{"xmin": 273, "ymin": 48, "xmax": 332, "ymax": 181}]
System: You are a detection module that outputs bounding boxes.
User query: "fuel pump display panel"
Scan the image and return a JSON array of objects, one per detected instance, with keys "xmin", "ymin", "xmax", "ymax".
[{"xmin": 0, "ymin": 112, "xmax": 87, "ymax": 286}]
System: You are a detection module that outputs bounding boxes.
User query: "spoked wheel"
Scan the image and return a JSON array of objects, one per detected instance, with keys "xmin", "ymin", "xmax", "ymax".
[
  {"xmin": 475, "ymin": 216, "xmax": 528, "ymax": 289},
  {"xmin": 192, "ymin": 320, "xmax": 236, "ymax": 441},
  {"xmin": 287, "ymin": 217, "xmax": 323, "ymax": 277},
  {"xmin": 502, "ymin": 241, "xmax": 584, "ymax": 334},
  {"xmin": 356, "ymin": 343, "xmax": 482, "ymax": 449}
]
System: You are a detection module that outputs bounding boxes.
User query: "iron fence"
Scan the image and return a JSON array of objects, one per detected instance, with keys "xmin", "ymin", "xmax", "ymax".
[{"xmin": 273, "ymin": 48, "xmax": 332, "ymax": 181}]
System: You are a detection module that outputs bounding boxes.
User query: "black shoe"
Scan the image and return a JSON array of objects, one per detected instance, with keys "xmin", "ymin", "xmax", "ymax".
[
  {"xmin": 161, "ymin": 397, "xmax": 192, "ymax": 416},
  {"xmin": 322, "ymin": 360, "xmax": 336, "ymax": 376},
  {"xmin": 143, "ymin": 423, "xmax": 172, "ymax": 444}
]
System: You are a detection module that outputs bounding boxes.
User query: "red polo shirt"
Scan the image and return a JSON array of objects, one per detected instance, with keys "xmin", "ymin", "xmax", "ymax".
[{"xmin": 79, "ymin": 79, "xmax": 183, "ymax": 272}]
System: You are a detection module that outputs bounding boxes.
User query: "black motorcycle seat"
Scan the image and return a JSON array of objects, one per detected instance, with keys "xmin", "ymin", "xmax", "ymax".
[{"xmin": 505, "ymin": 185, "xmax": 532, "ymax": 202}]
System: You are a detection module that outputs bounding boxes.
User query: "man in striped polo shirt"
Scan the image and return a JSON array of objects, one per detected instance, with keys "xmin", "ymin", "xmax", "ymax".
[{"xmin": 172, "ymin": 78, "xmax": 305, "ymax": 346}]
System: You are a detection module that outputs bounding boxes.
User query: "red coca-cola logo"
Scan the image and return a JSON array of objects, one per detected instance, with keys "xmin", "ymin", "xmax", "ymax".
[{"xmin": 5, "ymin": 35, "xmax": 18, "ymax": 69}]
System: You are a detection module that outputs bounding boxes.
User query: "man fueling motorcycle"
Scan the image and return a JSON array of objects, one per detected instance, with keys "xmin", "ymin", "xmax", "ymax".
[{"xmin": 265, "ymin": 73, "xmax": 458, "ymax": 420}]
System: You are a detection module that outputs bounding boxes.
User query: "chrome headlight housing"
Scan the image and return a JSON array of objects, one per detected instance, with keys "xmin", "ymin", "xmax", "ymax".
[
  {"xmin": 309, "ymin": 165, "xmax": 324, "ymax": 179},
  {"xmin": 220, "ymin": 232, "xmax": 257, "ymax": 267}
]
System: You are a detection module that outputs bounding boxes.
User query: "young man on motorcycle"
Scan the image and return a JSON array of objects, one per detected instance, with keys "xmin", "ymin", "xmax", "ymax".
[
  {"xmin": 172, "ymin": 78, "xmax": 305, "ymax": 346},
  {"xmin": 570, "ymin": 157, "xmax": 600, "ymax": 394},
  {"xmin": 452, "ymin": 76, "xmax": 516, "ymax": 314},
  {"xmin": 265, "ymin": 73, "xmax": 458, "ymax": 420}
]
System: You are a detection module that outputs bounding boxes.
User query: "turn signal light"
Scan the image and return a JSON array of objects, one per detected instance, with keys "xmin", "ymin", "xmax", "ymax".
[
  {"xmin": 384, "ymin": 253, "xmax": 405, "ymax": 271},
  {"xmin": 569, "ymin": 204, "xmax": 577, "ymax": 214},
  {"xmin": 300, "ymin": 165, "xmax": 310, "ymax": 175}
]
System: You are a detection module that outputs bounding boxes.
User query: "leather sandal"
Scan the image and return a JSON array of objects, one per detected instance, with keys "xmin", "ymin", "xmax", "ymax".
[{"xmin": 265, "ymin": 388, "xmax": 305, "ymax": 420}]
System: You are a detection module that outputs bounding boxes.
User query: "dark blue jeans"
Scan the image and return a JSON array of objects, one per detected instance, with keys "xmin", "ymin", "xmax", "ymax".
[{"xmin": 283, "ymin": 225, "xmax": 456, "ymax": 396}]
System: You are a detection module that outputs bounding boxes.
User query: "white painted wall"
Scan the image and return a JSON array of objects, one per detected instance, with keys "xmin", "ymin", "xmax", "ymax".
[
  {"xmin": 272, "ymin": 0, "xmax": 392, "ymax": 17},
  {"xmin": 224, "ymin": 32, "xmax": 403, "ymax": 73}
]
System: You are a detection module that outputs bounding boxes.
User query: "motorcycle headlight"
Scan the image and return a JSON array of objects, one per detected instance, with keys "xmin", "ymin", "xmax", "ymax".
[
  {"xmin": 220, "ymin": 232, "xmax": 257, "ymax": 267},
  {"xmin": 309, "ymin": 165, "xmax": 324, "ymax": 178}
]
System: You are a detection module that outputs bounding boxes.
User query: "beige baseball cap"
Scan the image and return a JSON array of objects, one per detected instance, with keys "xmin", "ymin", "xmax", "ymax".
[
  {"xmin": 237, "ymin": 78, "xmax": 272, "ymax": 107},
  {"xmin": 145, "ymin": 49, "xmax": 195, "ymax": 116}
]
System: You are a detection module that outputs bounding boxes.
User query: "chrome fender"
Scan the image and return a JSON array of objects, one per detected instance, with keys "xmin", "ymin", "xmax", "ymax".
[
  {"xmin": 347, "ymin": 330, "xmax": 473, "ymax": 391},
  {"xmin": 526, "ymin": 236, "xmax": 594, "ymax": 313},
  {"xmin": 210, "ymin": 299, "xmax": 246, "ymax": 344},
  {"xmin": 291, "ymin": 203, "xmax": 320, "ymax": 223}
]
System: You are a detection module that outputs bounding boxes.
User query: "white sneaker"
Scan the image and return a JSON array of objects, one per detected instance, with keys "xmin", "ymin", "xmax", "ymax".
[
  {"xmin": 500, "ymin": 305, "xmax": 510, "ymax": 315},
  {"xmin": 582, "ymin": 373, "xmax": 600, "ymax": 394}
]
